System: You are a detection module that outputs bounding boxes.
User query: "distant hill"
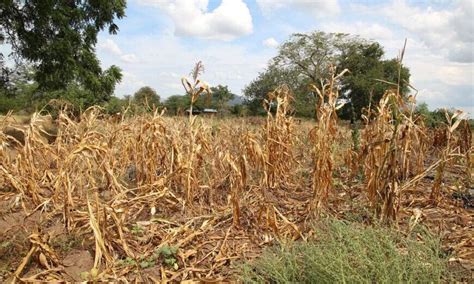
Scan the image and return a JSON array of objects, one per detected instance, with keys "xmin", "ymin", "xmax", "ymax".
[{"xmin": 229, "ymin": 95, "xmax": 245, "ymax": 106}]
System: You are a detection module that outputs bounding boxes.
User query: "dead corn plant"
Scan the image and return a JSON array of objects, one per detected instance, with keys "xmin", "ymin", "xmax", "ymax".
[
  {"xmin": 224, "ymin": 152, "xmax": 247, "ymax": 226},
  {"xmin": 397, "ymin": 96, "xmax": 429, "ymax": 180},
  {"xmin": 411, "ymin": 116, "xmax": 429, "ymax": 176},
  {"xmin": 458, "ymin": 119, "xmax": 472, "ymax": 185},
  {"xmin": 180, "ymin": 61, "xmax": 212, "ymax": 205},
  {"xmin": 309, "ymin": 67, "xmax": 348, "ymax": 211},
  {"xmin": 241, "ymin": 85, "xmax": 297, "ymax": 234},
  {"xmin": 430, "ymin": 110, "xmax": 468, "ymax": 202},
  {"xmin": 261, "ymin": 85, "xmax": 296, "ymax": 190},
  {"xmin": 344, "ymin": 123, "xmax": 362, "ymax": 179},
  {"xmin": 361, "ymin": 91, "xmax": 405, "ymax": 222},
  {"xmin": 359, "ymin": 41, "xmax": 434, "ymax": 222}
]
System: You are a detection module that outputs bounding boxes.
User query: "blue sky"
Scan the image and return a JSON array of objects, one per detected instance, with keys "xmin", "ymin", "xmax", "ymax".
[{"xmin": 96, "ymin": 0, "xmax": 473, "ymax": 115}]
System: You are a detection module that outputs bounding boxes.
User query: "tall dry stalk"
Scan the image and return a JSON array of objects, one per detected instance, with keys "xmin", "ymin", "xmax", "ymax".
[
  {"xmin": 362, "ymin": 91, "xmax": 407, "ymax": 221},
  {"xmin": 359, "ymin": 41, "xmax": 433, "ymax": 222},
  {"xmin": 430, "ymin": 110, "xmax": 467, "ymax": 202},
  {"xmin": 261, "ymin": 85, "xmax": 295, "ymax": 189},
  {"xmin": 241, "ymin": 85, "xmax": 296, "ymax": 233},
  {"xmin": 225, "ymin": 152, "xmax": 247, "ymax": 226},
  {"xmin": 180, "ymin": 61, "xmax": 211, "ymax": 205},
  {"xmin": 411, "ymin": 117, "xmax": 429, "ymax": 176},
  {"xmin": 458, "ymin": 119, "xmax": 472, "ymax": 186},
  {"xmin": 310, "ymin": 67, "xmax": 348, "ymax": 211}
]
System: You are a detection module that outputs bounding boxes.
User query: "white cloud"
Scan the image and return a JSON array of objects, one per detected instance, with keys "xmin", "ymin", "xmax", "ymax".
[
  {"xmin": 137, "ymin": 0, "xmax": 253, "ymax": 41},
  {"xmin": 263, "ymin": 37, "xmax": 279, "ymax": 48},
  {"xmin": 98, "ymin": 38, "xmax": 139, "ymax": 64},
  {"xmin": 404, "ymin": 43, "xmax": 473, "ymax": 117},
  {"xmin": 98, "ymin": 39, "xmax": 122, "ymax": 55},
  {"xmin": 118, "ymin": 71, "xmax": 146, "ymax": 93},
  {"xmin": 257, "ymin": 0, "xmax": 340, "ymax": 18},
  {"xmin": 98, "ymin": 33, "xmax": 276, "ymax": 97},
  {"xmin": 382, "ymin": 0, "xmax": 473, "ymax": 63},
  {"xmin": 120, "ymin": 54, "xmax": 139, "ymax": 63},
  {"xmin": 320, "ymin": 22, "xmax": 394, "ymax": 41}
]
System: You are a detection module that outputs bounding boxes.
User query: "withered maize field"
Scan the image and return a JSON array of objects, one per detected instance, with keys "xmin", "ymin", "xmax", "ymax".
[{"xmin": 0, "ymin": 82, "xmax": 473, "ymax": 282}]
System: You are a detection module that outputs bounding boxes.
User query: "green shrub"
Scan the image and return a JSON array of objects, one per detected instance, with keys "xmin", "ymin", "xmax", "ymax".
[
  {"xmin": 240, "ymin": 219, "xmax": 449, "ymax": 283},
  {"xmin": 104, "ymin": 96, "xmax": 128, "ymax": 115}
]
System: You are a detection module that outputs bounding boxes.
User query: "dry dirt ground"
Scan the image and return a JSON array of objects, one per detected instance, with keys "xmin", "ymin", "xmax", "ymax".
[{"xmin": 1, "ymin": 162, "xmax": 472, "ymax": 282}]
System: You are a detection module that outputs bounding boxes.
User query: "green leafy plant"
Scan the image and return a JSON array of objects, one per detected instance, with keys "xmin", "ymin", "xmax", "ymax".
[
  {"xmin": 131, "ymin": 224, "xmax": 144, "ymax": 235},
  {"xmin": 240, "ymin": 219, "xmax": 450, "ymax": 283},
  {"xmin": 139, "ymin": 258, "xmax": 156, "ymax": 269},
  {"xmin": 155, "ymin": 245, "xmax": 179, "ymax": 269},
  {"xmin": 117, "ymin": 257, "xmax": 137, "ymax": 267},
  {"xmin": 116, "ymin": 245, "xmax": 179, "ymax": 270}
]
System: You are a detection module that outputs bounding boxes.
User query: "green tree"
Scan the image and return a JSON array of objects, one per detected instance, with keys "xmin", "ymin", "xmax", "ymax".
[
  {"xmin": 230, "ymin": 104, "xmax": 248, "ymax": 116},
  {"xmin": 163, "ymin": 95, "xmax": 190, "ymax": 115},
  {"xmin": 104, "ymin": 96, "xmax": 127, "ymax": 115},
  {"xmin": 243, "ymin": 66, "xmax": 303, "ymax": 115},
  {"xmin": 414, "ymin": 103, "xmax": 457, "ymax": 128},
  {"xmin": 0, "ymin": 52, "xmax": 9, "ymax": 90},
  {"xmin": 0, "ymin": 0, "xmax": 126, "ymax": 106},
  {"xmin": 0, "ymin": 62, "xmax": 38, "ymax": 114},
  {"xmin": 273, "ymin": 32, "xmax": 353, "ymax": 85},
  {"xmin": 338, "ymin": 44, "xmax": 410, "ymax": 119},
  {"xmin": 245, "ymin": 31, "xmax": 410, "ymax": 119},
  {"xmin": 133, "ymin": 86, "xmax": 160, "ymax": 109},
  {"xmin": 209, "ymin": 85, "xmax": 235, "ymax": 111},
  {"xmin": 0, "ymin": 80, "xmax": 37, "ymax": 114}
]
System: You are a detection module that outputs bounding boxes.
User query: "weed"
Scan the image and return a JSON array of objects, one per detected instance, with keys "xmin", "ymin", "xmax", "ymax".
[
  {"xmin": 240, "ymin": 219, "xmax": 450, "ymax": 283},
  {"xmin": 131, "ymin": 225, "xmax": 144, "ymax": 235},
  {"xmin": 155, "ymin": 245, "xmax": 179, "ymax": 269},
  {"xmin": 51, "ymin": 234, "xmax": 82, "ymax": 253}
]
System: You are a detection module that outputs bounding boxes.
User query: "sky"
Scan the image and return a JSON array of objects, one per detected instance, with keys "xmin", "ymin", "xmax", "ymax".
[{"xmin": 95, "ymin": 0, "xmax": 473, "ymax": 115}]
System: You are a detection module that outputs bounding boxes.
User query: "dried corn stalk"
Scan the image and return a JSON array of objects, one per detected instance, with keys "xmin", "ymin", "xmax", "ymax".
[
  {"xmin": 180, "ymin": 61, "xmax": 212, "ymax": 205},
  {"xmin": 458, "ymin": 119, "xmax": 472, "ymax": 185},
  {"xmin": 310, "ymin": 67, "xmax": 348, "ymax": 211},
  {"xmin": 261, "ymin": 85, "xmax": 296, "ymax": 189},
  {"xmin": 430, "ymin": 110, "xmax": 468, "ymax": 202},
  {"xmin": 225, "ymin": 152, "xmax": 247, "ymax": 226},
  {"xmin": 361, "ymin": 91, "xmax": 401, "ymax": 221}
]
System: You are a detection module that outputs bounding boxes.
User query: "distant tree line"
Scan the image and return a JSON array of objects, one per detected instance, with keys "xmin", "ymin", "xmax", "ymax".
[{"xmin": 103, "ymin": 84, "xmax": 242, "ymax": 116}]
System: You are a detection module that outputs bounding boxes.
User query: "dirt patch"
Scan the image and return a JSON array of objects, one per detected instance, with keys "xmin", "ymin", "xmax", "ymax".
[
  {"xmin": 63, "ymin": 249, "xmax": 94, "ymax": 281},
  {"xmin": 0, "ymin": 210, "xmax": 42, "ymax": 280},
  {"xmin": 0, "ymin": 211, "xmax": 42, "ymax": 237}
]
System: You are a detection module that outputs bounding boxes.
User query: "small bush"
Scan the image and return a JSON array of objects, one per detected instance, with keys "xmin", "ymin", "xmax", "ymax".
[{"xmin": 240, "ymin": 219, "xmax": 449, "ymax": 283}]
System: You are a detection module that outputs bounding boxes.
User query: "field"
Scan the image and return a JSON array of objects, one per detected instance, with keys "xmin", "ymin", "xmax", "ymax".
[{"xmin": 0, "ymin": 88, "xmax": 473, "ymax": 282}]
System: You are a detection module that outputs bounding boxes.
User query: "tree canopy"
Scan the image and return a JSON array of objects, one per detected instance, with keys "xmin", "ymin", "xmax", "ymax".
[
  {"xmin": 338, "ymin": 43, "xmax": 410, "ymax": 119},
  {"xmin": 244, "ymin": 31, "xmax": 410, "ymax": 119},
  {"xmin": 163, "ymin": 84, "xmax": 236, "ymax": 115},
  {"xmin": 0, "ymin": 0, "xmax": 126, "ymax": 106},
  {"xmin": 133, "ymin": 86, "xmax": 160, "ymax": 108},
  {"xmin": 209, "ymin": 85, "xmax": 235, "ymax": 111},
  {"xmin": 243, "ymin": 66, "xmax": 304, "ymax": 115}
]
